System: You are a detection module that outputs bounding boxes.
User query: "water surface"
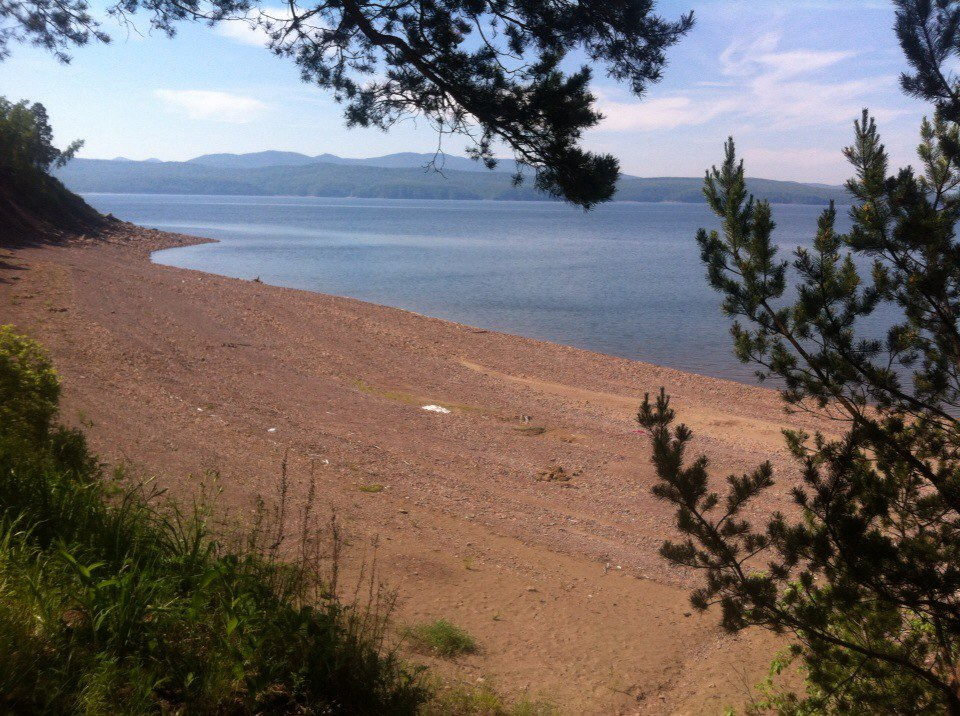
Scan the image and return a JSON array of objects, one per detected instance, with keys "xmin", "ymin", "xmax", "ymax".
[{"xmin": 84, "ymin": 194, "xmax": 866, "ymax": 384}]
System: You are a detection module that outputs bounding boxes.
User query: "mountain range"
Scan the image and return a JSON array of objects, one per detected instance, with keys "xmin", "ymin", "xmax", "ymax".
[
  {"xmin": 56, "ymin": 152, "xmax": 850, "ymax": 205},
  {"xmin": 183, "ymin": 150, "xmax": 499, "ymax": 172}
]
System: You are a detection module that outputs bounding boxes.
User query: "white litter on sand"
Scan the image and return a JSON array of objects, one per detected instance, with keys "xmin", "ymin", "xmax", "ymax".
[
  {"xmin": 421, "ymin": 405, "xmax": 451, "ymax": 414},
  {"xmin": 267, "ymin": 427, "xmax": 277, "ymax": 433}
]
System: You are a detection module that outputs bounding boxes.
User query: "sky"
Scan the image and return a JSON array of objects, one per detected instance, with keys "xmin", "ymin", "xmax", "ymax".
[{"xmin": 1, "ymin": 0, "xmax": 933, "ymax": 183}]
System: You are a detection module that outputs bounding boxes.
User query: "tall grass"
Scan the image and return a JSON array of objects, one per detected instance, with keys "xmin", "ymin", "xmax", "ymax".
[{"xmin": 0, "ymin": 325, "xmax": 426, "ymax": 713}]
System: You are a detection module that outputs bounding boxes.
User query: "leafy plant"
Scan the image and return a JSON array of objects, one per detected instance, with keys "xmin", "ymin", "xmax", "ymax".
[{"xmin": 0, "ymin": 324, "xmax": 59, "ymax": 443}]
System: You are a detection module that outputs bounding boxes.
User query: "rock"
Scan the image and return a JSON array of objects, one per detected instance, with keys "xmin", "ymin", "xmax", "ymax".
[
  {"xmin": 422, "ymin": 404, "xmax": 451, "ymax": 414},
  {"xmin": 536, "ymin": 465, "xmax": 570, "ymax": 482}
]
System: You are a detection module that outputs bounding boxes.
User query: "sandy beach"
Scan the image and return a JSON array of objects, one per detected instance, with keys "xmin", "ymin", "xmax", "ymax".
[{"xmin": 0, "ymin": 224, "xmax": 819, "ymax": 714}]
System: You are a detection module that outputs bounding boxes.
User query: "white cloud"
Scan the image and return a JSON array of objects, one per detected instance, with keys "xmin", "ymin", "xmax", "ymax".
[
  {"xmin": 155, "ymin": 90, "xmax": 269, "ymax": 123},
  {"xmin": 214, "ymin": 7, "xmax": 326, "ymax": 49},
  {"xmin": 215, "ymin": 18, "xmax": 272, "ymax": 48},
  {"xmin": 598, "ymin": 94, "xmax": 736, "ymax": 132},
  {"xmin": 214, "ymin": 8, "xmax": 291, "ymax": 48},
  {"xmin": 719, "ymin": 31, "xmax": 781, "ymax": 77},
  {"xmin": 720, "ymin": 30, "xmax": 855, "ymax": 80},
  {"xmin": 756, "ymin": 49, "xmax": 856, "ymax": 78},
  {"xmin": 597, "ymin": 31, "xmax": 903, "ymax": 134}
]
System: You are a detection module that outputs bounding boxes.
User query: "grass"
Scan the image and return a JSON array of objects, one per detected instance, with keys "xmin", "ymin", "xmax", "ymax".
[
  {"xmin": 349, "ymin": 377, "xmax": 487, "ymax": 415},
  {"xmin": 360, "ymin": 483, "xmax": 385, "ymax": 493},
  {"xmin": 421, "ymin": 681, "xmax": 558, "ymax": 715},
  {"xmin": 0, "ymin": 325, "xmax": 427, "ymax": 714},
  {"xmin": 406, "ymin": 619, "xmax": 478, "ymax": 657},
  {"xmin": 352, "ymin": 377, "xmax": 423, "ymax": 406}
]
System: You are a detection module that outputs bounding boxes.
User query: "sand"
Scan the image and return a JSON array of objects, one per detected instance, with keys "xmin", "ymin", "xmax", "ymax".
[{"xmin": 0, "ymin": 223, "xmax": 822, "ymax": 714}]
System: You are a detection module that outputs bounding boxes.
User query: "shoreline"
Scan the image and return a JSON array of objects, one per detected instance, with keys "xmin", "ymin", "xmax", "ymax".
[
  {"xmin": 1, "ymin": 222, "xmax": 813, "ymax": 714},
  {"xmin": 81, "ymin": 190, "xmax": 849, "ymax": 208},
  {"xmin": 149, "ymin": 231, "xmax": 733, "ymax": 388},
  {"xmin": 145, "ymin": 216, "xmax": 772, "ymax": 388},
  {"xmin": 148, "ymin": 227, "xmax": 779, "ymax": 393}
]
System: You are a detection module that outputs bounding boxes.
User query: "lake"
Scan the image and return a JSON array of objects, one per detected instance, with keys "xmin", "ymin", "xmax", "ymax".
[{"xmin": 83, "ymin": 194, "xmax": 864, "ymax": 385}]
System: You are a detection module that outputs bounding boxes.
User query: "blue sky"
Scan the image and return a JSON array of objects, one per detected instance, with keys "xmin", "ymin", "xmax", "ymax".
[{"xmin": 1, "ymin": 0, "xmax": 931, "ymax": 183}]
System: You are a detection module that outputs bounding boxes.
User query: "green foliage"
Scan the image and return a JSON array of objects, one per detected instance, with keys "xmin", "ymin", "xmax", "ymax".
[
  {"xmin": 0, "ymin": 96, "xmax": 98, "ymax": 233},
  {"xmin": 1, "ymin": 1, "xmax": 693, "ymax": 208},
  {"xmin": 0, "ymin": 325, "xmax": 60, "ymax": 443},
  {"xmin": 0, "ymin": 328, "xmax": 427, "ymax": 714},
  {"xmin": 406, "ymin": 619, "xmax": 477, "ymax": 657},
  {"xmin": 421, "ymin": 680, "xmax": 557, "ymax": 716},
  {"xmin": 0, "ymin": 98, "xmax": 82, "ymax": 177},
  {"xmin": 0, "ymin": 0, "xmax": 106, "ymax": 62},
  {"xmin": 641, "ymin": 3, "xmax": 960, "ymax": 711},
  {"xmin": 896, "ymin": 0, "xmax": 960, "ymax": 126}
]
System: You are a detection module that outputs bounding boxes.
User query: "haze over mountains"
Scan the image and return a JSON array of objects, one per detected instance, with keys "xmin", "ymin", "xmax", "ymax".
[
  {"xmin": 57, "ymin": 152, "xmax": 850, "ymax": 205},
  {"xmin": 184, "ymin": 150, "xmax": 498, "ymax": 172}
]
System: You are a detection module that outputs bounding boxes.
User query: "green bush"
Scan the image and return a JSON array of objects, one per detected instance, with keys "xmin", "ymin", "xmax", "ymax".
[
  {"xmin": 0, "ymin": 324, "xmax": 59, "ymax": 443},
  {"xmin": 406, "ymin": 619, "xmax": 477, "ymax": 658},
  {"xmin": 0, "ymin": 327, "xmax": 427, "ymax": 714}
]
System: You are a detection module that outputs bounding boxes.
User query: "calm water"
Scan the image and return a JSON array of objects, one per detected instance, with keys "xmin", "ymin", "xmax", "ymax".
[{"xmin": 84, "ymin": 194, "xmax": 865, "ymax": 384}]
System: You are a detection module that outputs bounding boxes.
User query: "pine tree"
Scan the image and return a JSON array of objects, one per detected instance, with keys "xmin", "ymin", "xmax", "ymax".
[{"xmin": 640, "ymin": 1, "xmax": 960, "ymax": 711}]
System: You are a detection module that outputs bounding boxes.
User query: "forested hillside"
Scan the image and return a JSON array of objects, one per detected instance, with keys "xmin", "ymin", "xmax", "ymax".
[{"xmin": 57, "ymin": 156, "xmax": 849, "ymax": 205}]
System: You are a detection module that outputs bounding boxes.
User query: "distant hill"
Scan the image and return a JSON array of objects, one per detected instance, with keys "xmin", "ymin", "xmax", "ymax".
[
  {"xmin": 185, "ymin": 150, "xmax": 501, "ymax": 172},
  {"xmin": 58, "ymin": 154, "xmax": 849, "ymax": 205}
]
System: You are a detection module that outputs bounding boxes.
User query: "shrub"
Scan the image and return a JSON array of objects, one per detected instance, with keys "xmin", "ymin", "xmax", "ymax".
[
  {"xmin": 0, "ymin": 324, "xmax": 59, "ymax": 442},
  {"xmin": 0, "ymin": 327, "xmax": 427, "ymax": 713}
]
